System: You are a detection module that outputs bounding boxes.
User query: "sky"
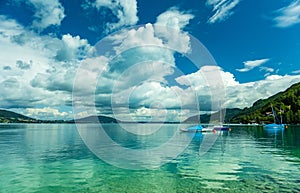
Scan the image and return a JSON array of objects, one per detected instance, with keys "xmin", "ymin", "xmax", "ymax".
[{"xmin": 0, "ymin": 0, "xmax": 300, "ymax": 121}]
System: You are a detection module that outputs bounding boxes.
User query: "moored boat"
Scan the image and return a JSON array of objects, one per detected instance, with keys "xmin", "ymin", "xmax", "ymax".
[
  {"xmin": 212, "ymin": 125, "xmax": 231, "ymax": 131},
  {"xmin": 263, "ymin": 105, "xmax": 288, "ymax": 130},
  {"xmin": 180, "ymin": 125, "xmax": 204, "ymax": 132}
]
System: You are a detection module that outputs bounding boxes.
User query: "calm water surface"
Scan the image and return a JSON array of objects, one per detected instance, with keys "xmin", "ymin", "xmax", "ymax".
[{"xmin": 0, "ymin": 123, "xmax": 300, "ymax": 192}]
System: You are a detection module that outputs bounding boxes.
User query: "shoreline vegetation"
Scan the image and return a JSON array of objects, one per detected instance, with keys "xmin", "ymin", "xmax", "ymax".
[{"xmin": 1, "ymin": 82, "xmax": 300, "ymax": 125}]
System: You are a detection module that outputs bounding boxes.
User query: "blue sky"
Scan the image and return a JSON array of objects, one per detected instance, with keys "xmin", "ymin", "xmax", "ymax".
[{"xmin": 0, "ymin": 0, "xmax": 300, "ymax": 121}]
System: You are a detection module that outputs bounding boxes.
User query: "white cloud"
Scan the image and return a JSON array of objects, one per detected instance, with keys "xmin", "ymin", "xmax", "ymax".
[
  {"xmin": 3, "ymin": 9, "xmax": 194, "ymax": 120},
  {"xmin": 2, "ymin": 6, "xmax": 300, "ymax": 123},
  {"xmin": 93, "ymin": 0, "xmax": 138, "ymax": 32},
  {"xmin": 0, "ymin": 16, "xmax": 92, "ymax": 114},
  {"xmin": 25, "ymin": 107, "xmax": 68, "ymax": 119},
  {"xmin": 236, "ymin": 58, "xmax": 270, "ymax": 72},
  {"xmin": 273, "ymin": 0, "xmax": 300, "ymax": 28},
  {"xmin": 206, "ymin": 0, "xmax": 240, "ymax": 24},
  {"xmin": 265, "ymin": 74, "xmax": 284, "ymax": 81},
  {"xmin": 259, "ymin": 66, "xmax": 274, "ymax": 73},
  {"xmin": 55, "ymin": 34, "xmax": 93, "ymax": 61},
  {"xmin": 109, "ymin": 24, "xmax": 165, "ymax": 54},
  {"xmin": 176, "ymin": 66, "xmax": 239, "ymax": 89},
  {"xmin": 156, "ymin": 7, "xmax": 194, "ymax": 30},
  {"xmin": 70, "ymin": 6, "xmax": 300, "ymax": 122},
  {"xmin": 28, "ymin": 0, "xmax": 65, "ymax": 31},
  {"xmin": 72, "ymin": 9, "xmax": 197, "ymax": 121},
  {"xmin": 224, "ymin": 74, "xmax": 300, "ymax": 108},
  {"xmin": 177, "ymin": 66, "xmax": 300, "ymax": 110},
  {"xmin": 155, "ymin": 8, "xmax": 194, "ymax": 53},
  {"xmin": 292, "ymin": 69, "xmax": 300, "ymax": 74},
  {"xmin": 0, "ymin": 16, "xmax": 51, "ymax": 82}
]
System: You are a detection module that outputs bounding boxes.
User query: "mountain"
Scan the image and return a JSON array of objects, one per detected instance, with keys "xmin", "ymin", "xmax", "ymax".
[
  {"xmin": 183, "ymin": 108, "xmax": 242, "ymax": 124},
  {"xmin": 0, "ymin": 109, "xmax": 119, "ymax": 124},
  {"xmin": 74, "ymin": 115, "xmax": 118, "ymax": 123},
  {"xmin": 0, "ymin": 109, "xmax": 37, "ymax": 123},
  {"xmin": 230, "ymin": 82, "xmax": 300, "ymax": 124}
]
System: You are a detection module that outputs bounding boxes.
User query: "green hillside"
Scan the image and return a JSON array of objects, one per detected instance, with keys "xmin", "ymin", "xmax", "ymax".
[
  {"xmin": 0, "ymin": 109, "xmax": 37, "ymax": 123},
  {"xmin": 230, "ymin": 82, "xmax": 300, "ymax": 124}
]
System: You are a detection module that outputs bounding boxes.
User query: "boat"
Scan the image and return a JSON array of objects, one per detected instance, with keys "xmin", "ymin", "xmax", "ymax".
[
  {"xmin": 180, "ymin": 125, "xmax": 204, "ymax": 132},
  {"xmin": 264, "ymin": 123, "xmax": 285, "ymax": 129},
  {"xmin": 209, "ymin": 107, "xmax": 231, "ymax": 132},
  {"xmin": 180, "ymin": 125, "xmax": 216, "ymax": 132},
  {"xmin": 212, "ymin": 125, "xmax": 231, "ymax": 131},
  {"xmin": 263, "ymin": 105, "xmax": 287, "ymax": 130},
  {"xmin": 181, "ymin": 106, "xmax": 231, "ymax": 133}
]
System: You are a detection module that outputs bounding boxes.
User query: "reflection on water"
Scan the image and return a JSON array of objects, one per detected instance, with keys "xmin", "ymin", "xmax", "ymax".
[{"xmin": 0, "ymin": 124, "xmax": 300, "ymax": 192}]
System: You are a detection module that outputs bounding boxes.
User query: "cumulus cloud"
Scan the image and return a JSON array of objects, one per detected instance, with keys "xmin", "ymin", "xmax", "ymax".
[
  {"xmin": 0, "ymin": 16, "xmax": 50, "ymax": 82},
  {"xmin": 225, "ymin": 74, "xmax": 300, "ymax": 108},
  {"xmin": 176, "ymin": 66, "xmax": 239, "ymax": 111},
  {"xmin": 92, "ymin": 0, "xmax": 138, "ymax": 32},
  {"xmin": 156, "ymin": 7, "xmax": 194, "ymax": 30},
  {"xmin": 71, "ymin": 7, "xmax": 300, "ymax": 122},
  {"xmin": 28, "ymin": 0, "xmax": 66, "ymax": 31},
  {"xmin": 177, "ymin": 66, "xmax": 239, "ymax": 88},
  {"xmin": 273, "ymin": 0, "xmax": 300, "ymax": 28},
  {"xmin": 1, "ymin": 6, "xmax": 300, "ymax": 122},
  {"xmin": 0, "ymin": 16, "xmax": 92, "ymax": 115},
  {"xmin": 155, "ymin": 7, "xmax": 194, "ymax": 53},
  {"xmin": 55, "ymin": 34, "xmax": 93, "ymax": 62},
  {"xmin": 16, "ymin": 60, "xmax": 32, "ymax": 70},
  {"xmin": 265, "ymin": 74, "xmax": 284, "ymax": 81},
  {"xmin": 0, "ymin": 76, "xmax": 51, "ymax": 109},
  {"xmin": 206, "ymin": 0, "xmax": 240, "ymax": 24},
  {"xmin": 176, "ymin": 66, "xmax": 300, "ymax": 109},
  {"xmin": 259, "ymin": 66, "xmax": 274, "ymax": 73},
  {"xmin": 72, "ymin": 8, "xmax": 197, "ymax": 121},
  {"xmin": 25, "ymin": 107, "xmax": 68, "ymax": 120},
  {"xmin": 236, "ymin": 58, "xmax": 270, "ymax": 72}
]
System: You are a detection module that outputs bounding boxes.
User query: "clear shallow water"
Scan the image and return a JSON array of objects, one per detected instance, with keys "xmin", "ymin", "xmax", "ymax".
[{"xmin": 0, "ymin": 124, "xmax": 300, "ymax": 192}]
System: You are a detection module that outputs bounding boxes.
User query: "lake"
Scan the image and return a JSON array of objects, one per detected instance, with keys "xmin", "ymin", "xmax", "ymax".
[{"xmin": 0, "ymin": 123, "xmax": 300, "ymax": 192}]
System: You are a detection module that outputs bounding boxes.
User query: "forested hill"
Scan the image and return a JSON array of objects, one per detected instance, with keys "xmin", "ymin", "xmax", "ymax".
[
  {"xmin": 230, "ymin": 82, "xmax": 300, "ymax": 124},
  {"xmin": 0, "ymin": 109, "xmax": 37, "ymax": 123}
]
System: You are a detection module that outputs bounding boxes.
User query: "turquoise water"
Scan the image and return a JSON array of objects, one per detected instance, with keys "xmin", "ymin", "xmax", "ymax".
[{"xmin": 0, "ymin": 124, "xmax": 300, "ymax": 192}]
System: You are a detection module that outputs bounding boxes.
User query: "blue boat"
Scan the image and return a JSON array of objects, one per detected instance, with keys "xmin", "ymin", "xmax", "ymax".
[
  {"xmin": 181, "ymin": 125, "xmax": 223, "ymax": 132},
  {"xmin": 263, "ymin": 105, "xmax": 287, "ymax": 130},
  {"xmin": 181, "ymin": 107, "xmax": 231, "ymax": 133},
  {"xmin": 181, "ymin": 125, "xmax": 204, "ymax": 132},
  {"xmin": 212, "ymin": 125, "xmax": 231, "ymax": 131},
  {"xmin": 264, "ymin": 123, "xmax": 285, "ymax": 129}
]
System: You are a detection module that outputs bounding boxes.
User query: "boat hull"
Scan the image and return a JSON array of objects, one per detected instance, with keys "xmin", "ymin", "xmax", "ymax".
[
  {"xmin": 180, "ymin": 125, "xmax": 207, "ymax": 132},
  {"xmin": 264, "ymin": 123, "xmax": 285, "ymax": 129},
  {"xmin": 181, "ymin": 125, "xmax": 230, "ymax": 132},
  {"xmin": 213, "ymin": 126, "xmax": 230, "ymax": 131}
]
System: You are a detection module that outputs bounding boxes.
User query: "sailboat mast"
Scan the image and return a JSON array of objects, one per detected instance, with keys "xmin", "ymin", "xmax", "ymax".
[
  {"xmin": 219, "ymin": 100, "xmax": 223, "ymax": 124},
  {"xmin": 280, "ymin": 107, "xmax": 283, "ymax": 124},
  {"xmin": 271, "ymin": 104, "xmax": 276, "ymax": 123}
]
